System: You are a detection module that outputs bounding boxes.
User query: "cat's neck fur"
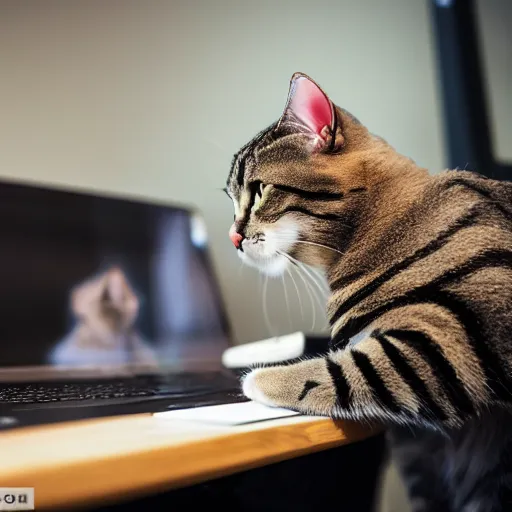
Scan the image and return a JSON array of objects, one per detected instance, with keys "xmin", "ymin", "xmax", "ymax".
[{"xmin": 324, "ymin": 143, "xmax": 431, "ymax": 284}]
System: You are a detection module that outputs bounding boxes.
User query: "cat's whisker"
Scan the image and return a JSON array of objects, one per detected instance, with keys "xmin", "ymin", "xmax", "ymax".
[
  {"xmin": 308, "ymin": 265, "xmax": 331, "ymax": 296},
  {"xmin": 273, "ymin": 237, "xmax": 345, "ymax": 257},
  {"xmin": 281, "ymin": 274, "xmax": 292, "ymax": 330},
  {"xmin": 280, "ymin": 252, "xmax": 316, "ymax": 331},
  {"xmin": 286, "ymin": 264, "xmax": 303, "ymax": 322},
  {"xmin": 296, "ymin": 263, "xmax": 329, "ymax": 330},
  {"xmin": 284, "ymin": 252, "xmax": 329, "ymax": 329},
  {"xmin": 262, "ymin": 274, "xmax": 275, "ymax": 337},
  {"xmin": 293, "ymin": 240, "xmax": 345, "ymax": 256},
  {"xmin": 299, "ymin": 269, "xmax": 317, "ymax": 332},
  {"xmin": 300, "ymin": 262, "xmax": 329, "ymax": 303}
]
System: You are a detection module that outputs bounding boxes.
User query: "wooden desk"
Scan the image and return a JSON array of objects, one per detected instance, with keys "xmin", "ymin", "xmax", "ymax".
[{"xmin": 0, "ymin": 411, "xmax": 381, "ymax": 510}]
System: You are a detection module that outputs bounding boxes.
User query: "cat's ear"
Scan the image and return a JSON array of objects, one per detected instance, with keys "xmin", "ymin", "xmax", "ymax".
[{"xmin": 277, "ymin": 72, "xmax": 342, "ymax": 152}]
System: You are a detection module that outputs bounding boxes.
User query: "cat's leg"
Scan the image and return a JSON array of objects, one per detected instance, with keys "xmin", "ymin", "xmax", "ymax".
[
  {"xmin": 242, "ymin": 337, "xmax": 454, "ymax": 427},
  {"xmin": 242, "ymin": 338, "xmax": 448, "ymax": 427},
  {"xmin": 450, "ymin": 416, "xmax": 512, "ymax": 512},
  {"xmin": 389, "ymin": 427, "xmax": 452, "ymax": 512},
  {"xmin": 404, "ymin": 475, "xmax": 452, "ymax": 512},
  {"xmin": 243, "ymin": 307, "xmax": 490, "ymax": 429},
  {"xmin": 452, "ymin": 481, "xmax": 512, "ymax": 512}
]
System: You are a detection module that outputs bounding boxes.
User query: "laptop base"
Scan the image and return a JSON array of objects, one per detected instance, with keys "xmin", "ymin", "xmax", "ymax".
[{"xmin": 0, "ymin": 388, "xmax": 248, "ymax": 431}]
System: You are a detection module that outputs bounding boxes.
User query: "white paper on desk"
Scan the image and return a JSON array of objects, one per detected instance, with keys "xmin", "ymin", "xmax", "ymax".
[{"xmin": 154, "ymin": 401, "xmax": 300, "ymax": 426}]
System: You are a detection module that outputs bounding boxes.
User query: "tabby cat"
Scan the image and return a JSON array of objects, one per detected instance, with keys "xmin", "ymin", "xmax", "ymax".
[
  {"xmin": 48, "ymin": 266, "xmax": 157, "ymax": 366},
  {"xmin": 225, "ymin": 73, "xmax": 512, "ymax": 512}
]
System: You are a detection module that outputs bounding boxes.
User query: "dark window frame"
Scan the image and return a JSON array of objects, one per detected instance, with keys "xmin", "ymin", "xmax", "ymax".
[{"xmin": 430, "ymin": 0, "xmax": 511, "ymax": 181}]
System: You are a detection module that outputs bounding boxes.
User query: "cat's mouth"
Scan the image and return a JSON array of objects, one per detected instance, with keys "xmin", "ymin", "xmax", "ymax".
[
  {"xmin": 237, "ymin": 219, "xmax": 299, "ymax": 277},
  {"xmin": 238, "ymin": 246, "xmax": 289, "ymax": 277}
]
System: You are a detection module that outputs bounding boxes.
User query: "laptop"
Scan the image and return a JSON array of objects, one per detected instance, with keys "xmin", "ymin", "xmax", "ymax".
[{"xmin": 0, "ymin": 180, "xmax": 246, "ymax": 430}]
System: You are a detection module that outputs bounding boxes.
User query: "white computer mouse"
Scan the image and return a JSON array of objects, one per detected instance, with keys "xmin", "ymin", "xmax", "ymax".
[{"xmin": 222, "ymin": 331, "xmax": 332, "ymax": 370}]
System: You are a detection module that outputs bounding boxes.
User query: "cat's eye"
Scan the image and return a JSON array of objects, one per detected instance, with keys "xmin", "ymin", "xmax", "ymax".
[
  {"xmin": 252, "ymin": 192, "xmax": 262, "ymax": 212},
  {"xmin": 249, "ymin": 181, "xmax": 265, "ymax": 213}
]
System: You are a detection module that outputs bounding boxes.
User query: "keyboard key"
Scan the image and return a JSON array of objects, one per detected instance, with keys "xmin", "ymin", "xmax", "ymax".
[{"xmin": 0, "ymin": 372, "xmax": 238, "ymax": 404}]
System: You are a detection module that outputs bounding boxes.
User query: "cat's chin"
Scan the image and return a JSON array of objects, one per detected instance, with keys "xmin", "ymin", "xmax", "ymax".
[{"xmin": 238, "ymin": 251, "xmax": 288, "ymax": 277}]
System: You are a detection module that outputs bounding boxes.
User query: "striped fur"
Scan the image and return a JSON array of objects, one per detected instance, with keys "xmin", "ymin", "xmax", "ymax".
[{"xmin": 226, "ymin": 73, "xmax": 512, "ymax": 511}]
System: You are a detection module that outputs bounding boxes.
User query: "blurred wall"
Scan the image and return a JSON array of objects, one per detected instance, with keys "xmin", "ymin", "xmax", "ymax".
[
  {"xmin": 0, "ymin": 0, "xmax": 446, "ymax": 346},
  {"xmin": 476, "ymin": 0, "xmax": 512, "ymax": 164}
]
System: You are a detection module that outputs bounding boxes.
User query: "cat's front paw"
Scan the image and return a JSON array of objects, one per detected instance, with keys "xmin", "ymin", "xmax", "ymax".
[
  {"xmin": 241, "ymin": 358, "xmax": 336, "ymax": 416},
  {"xmin": 242, "ymin": 368, "xmax": 281, "ymax": 407}
]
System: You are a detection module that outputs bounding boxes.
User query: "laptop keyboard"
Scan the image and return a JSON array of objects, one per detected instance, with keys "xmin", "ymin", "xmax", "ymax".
[{"xmin": 0, "ymin": 372, "xmax": 241, "ymax": 404}]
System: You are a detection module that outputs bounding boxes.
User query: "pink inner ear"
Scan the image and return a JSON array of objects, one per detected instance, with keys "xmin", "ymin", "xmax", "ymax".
[{"xmin": 288, "ymin": 76, "xmax": 332, "ymax": 135}]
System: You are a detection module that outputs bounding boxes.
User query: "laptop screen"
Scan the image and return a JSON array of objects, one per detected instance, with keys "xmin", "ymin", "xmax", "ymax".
[{"xmin": 0, "ymin": 180, "xmax": 231, "ymax": 379}]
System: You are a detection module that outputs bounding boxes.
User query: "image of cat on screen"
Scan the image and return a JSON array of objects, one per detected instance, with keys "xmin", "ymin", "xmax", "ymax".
[{"xmin": 48, "ymin": 266, "xmax": 158, "ymax": 366}]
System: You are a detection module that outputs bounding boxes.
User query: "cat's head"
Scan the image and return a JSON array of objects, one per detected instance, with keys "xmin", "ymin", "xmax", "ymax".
[
  {"xmin": 225, "ymin": 72, "xmax": 388, "ymax": 276},
  {"xmin": 71, "ymin": 267, "xmax": 139, "ymax": 340}
]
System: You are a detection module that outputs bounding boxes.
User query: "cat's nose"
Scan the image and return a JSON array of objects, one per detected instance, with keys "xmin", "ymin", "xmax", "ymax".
[{"xmin": 229, "ymin": 223, "xmax": 244, "ymax": 249}]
